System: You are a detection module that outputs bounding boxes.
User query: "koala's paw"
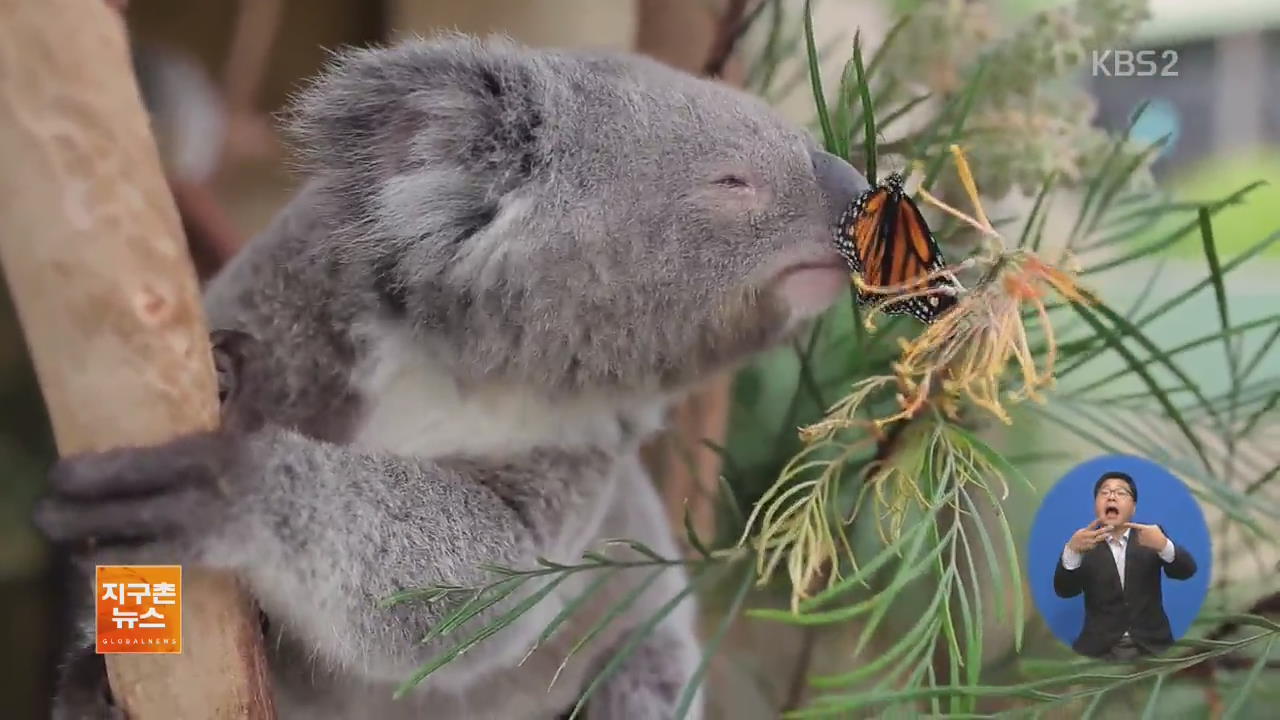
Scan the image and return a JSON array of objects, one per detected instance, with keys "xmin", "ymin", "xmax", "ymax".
[
  {"xmin": 32, "ymin": 330, "xmax": 266, "ymax": 568},
  {"xmin": 34, "ymin": 430, "xmax": 239, "ymax": 566}
]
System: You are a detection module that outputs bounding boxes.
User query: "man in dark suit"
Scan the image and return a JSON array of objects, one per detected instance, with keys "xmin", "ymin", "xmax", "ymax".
[{"xmin": 1053, "ymin": 471, "xmax": 1198, "ymax": 660}]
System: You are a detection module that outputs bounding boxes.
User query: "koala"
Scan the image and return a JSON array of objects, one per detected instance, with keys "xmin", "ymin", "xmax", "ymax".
[{"xmin": 35, "ymin": 34, "xmax": 867, "ymax": 719}]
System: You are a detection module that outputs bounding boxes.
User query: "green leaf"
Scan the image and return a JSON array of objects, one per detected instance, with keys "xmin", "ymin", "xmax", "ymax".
[
  {"xmin": 1067, "ymin": 315, "xmax": 1280, "ymax": 399},
  {"xmin": 568, "ymin": 570, "xmax": 712, "ymax": 719},
  {"xmin": 920, "ymin": 61, "xmax": 986, "ymax": 191},
  {"xmin": 522, "ymin": 567, "xmax": 623, "ymax": 663},
  {"xmin": 1080, "ymin": 181, "xmax": 1266, "ymax": 274},
  {"xmin": 1245, "ymin": 462, "xmax": 1279, "ymax": 495},
  {"xmin": 683, "ymin": 501, "xmax": 713, "ymax": 560},
  {"xmin": 782, "ymin": 486, "xmax": 950, "ymax": 614},
  {"xmin": 851, "ymin": 32, "xmax": 876, "ymax": 184},
  {"xmin": 419, "ymin": 575, "xmax": 527, "ymax": 646},
  {"xmin": 673, "ymin": 564, "xmax": 755, "ymax": 719},
  {"xmin": 1018, "ymin": 171, "xmax": 1058, "ymax": 251},
  {"xmin": 604, "ymin": 538, "xmax": 667, "ymax": 562},
  {"xmin": 745, "ymin": 0, "xmax": 786, "ymax": 94},
  {"xmin": 830, "ymin": 53, "xmax": 856, "ymax": 161},
  {"xmin": 863, "ymin": 12, "xmax": 913, "ymax": 79},
  {"xmin": 1241, "ymin": 317, "xmax": 1280, "ymax": 381},
  {"xmin": 1238, "ymin": 390, "xmax": 1280, "ymax": 441},
  {"xmin": 952, "ymin": 516, "xmax": 982, "ymax": 707},
  {"xmin": 553, "ymin": 566, "xmax": 668, "ymax": 696},
  {"xmin": 1138, "ymin": 673, "xmax": 1165, "ymax": 720},
  {"xmin": 791, "ymin": 625, "xmax": 1279, "ymax": 717},
  {"xmin": 971, "ymin": 478, "xmax": 1024, "ymax": 651},
  {"xmin": 802, "ymin": 0, "xmax": 835, "ymax": 152},
  {"xmin": 1197, "ymin": 207, "xmax": 1238, "ymax": 373},
  {"xmin": 1033, "ymin": 403, "xmax": 1270, "ymax": 533},
  {"xmin": 1080, "ymin": 690, "xmax": 1108, "ymax": 719},
  {"xmin": 1059, "ymin": 228, "xmax": 1280, "ymax": 382},
  {"xmin": 1082, "ymin": 134, "xmax": 1168, "ymax": 241},
  {"xmin": 396, "ymin": 573, "xmax": 570, "ymax": 698},
  {"xmin": 956, "ymin": 487, "xmax": 1004, "ymax": 641},
  {"xmin": 1068, "ymin": 100, "xmax": 1150, "ymax": 244},
  {"xmin": 379, "ymin": 584, "xmax": 466, "ymax": 608},
  {"xmin": 770, "ymin": 318, "xmax": 829, "ymax": 465},
  {"xmin": 855, "ymin": 538, "xmax": 958, "ymax": 658},
  {"xmin": 1122, "ymin": 255, "xmax": 1167, "ymax": 321},
  {"xmin": 1060, "ymin": 300, "xmax": 1215, "ymax": 471},
  {"xmin": 714, "ymin": 471, "xmax": 746, "ymax": 528},
  {"xmin": 876, "ymin": 92, "xmax": 932, "ymax": 134},
  {"xmin": 749, "ymin": 519, "xmax": 951, "ymax": 626},
  {"xmin": 811, "ymin": 611, "xmax": 942, "ymax": 688},
  {"xmin": 1221, "ymin": 635, "xmax": 1276, "ymax": 719}
]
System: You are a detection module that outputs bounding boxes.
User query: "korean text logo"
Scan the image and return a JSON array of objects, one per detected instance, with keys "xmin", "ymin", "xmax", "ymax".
[
  {"xmin": 1091, "ymin": 49, "xmax": 1179, "ymax": 77},
  {"xmin": 96, "ymin": 565, "xmax": 182, "ymax": 654}
]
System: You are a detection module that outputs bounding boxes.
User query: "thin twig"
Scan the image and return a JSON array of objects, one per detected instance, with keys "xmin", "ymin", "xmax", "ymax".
[
  {"xmin": 1168, "ymin": 591, "xmax": 1280, "ymax": 694},
  {"xmin": 221, "ymin": 0, "xmax": 283, "ymax": 116},
  {"xmin": 1205, "ymin": 592, "xmax": 1280, "ymax": 642},
  {"xmin": 781, "ymin": 625, "xmax": 819, "ymax": 713},
  {"xmin": 703, "ymin": 0, "xmax": 766, "ymax": 78}
]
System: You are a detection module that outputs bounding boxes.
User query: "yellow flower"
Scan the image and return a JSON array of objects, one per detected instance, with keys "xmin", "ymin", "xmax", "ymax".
[
  {"xmin": 831, "ymin": 144, "xmax": 1096, "ymax": 430},
  {"xmin": 741, "ymin": 146, "xmax": 1096, "ymax": 605}
]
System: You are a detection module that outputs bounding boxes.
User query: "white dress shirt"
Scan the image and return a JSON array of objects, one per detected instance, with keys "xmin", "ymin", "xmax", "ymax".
[
  {"xmin": 1061, "ymin": 528, "xmax": 1175, "ymax": 640},
  {"xmin": 1061, "ymin": 527, "xmax": 1176, "ymax": 579}
]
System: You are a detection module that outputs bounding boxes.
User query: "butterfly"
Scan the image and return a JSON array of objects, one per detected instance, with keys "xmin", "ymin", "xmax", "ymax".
[{"xmin": 834, "ymin": 172, "xmax": 962, "ymax": 324}]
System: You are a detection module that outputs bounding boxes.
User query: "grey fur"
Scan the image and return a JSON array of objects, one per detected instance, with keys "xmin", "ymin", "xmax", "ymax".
[{"xmin": 37, "ymin": 34, "xmax": 867, "ymax": 719}]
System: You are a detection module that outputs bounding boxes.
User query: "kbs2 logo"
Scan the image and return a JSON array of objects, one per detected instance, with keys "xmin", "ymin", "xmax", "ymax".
[
  {"xmin": 95, "ymin": 565, "xmax": 182, "ymax": 654},
  {"xmin": 1092, "ymin": 49, "xmax": 1179, "ymax": 77}
]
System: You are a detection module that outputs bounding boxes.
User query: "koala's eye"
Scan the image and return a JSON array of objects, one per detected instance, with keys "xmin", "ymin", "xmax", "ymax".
[{"xmin": 712, "ymin": 174, "xmax": 752, "ymax": 189}]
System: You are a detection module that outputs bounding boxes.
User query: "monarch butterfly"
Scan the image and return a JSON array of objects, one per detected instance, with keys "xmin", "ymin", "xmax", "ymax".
[{"xmin": 834, "ymin": 172, "xmax": 962, "ymax": 324}]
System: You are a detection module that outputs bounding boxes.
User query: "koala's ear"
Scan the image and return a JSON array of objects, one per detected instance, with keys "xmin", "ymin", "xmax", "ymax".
[{"xmin": 285, "ymin": 35, "xmax": 546, "ymax": 199}]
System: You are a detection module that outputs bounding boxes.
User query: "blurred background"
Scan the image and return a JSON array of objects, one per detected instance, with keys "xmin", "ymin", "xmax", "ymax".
[{"xmin": 2, "ymin": 1, "xmax": 1277, "ymax": 718}]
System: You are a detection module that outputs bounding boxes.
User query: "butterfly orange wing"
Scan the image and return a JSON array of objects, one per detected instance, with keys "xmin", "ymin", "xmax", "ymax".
[{"xmin": 833, "ymin": 176, "xmax": 959, "ymax": 323}]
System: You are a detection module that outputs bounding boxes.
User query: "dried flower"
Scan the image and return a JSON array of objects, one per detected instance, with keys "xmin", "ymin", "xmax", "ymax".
[
  {"xmin": 739, "ymin": 428, "xmax": 869, "ymax": 609},
  {"xmin": 819, "ymin": 146, "xmax": 1095, "ymax": 433},
  {"xmin": 742, "ymin": 147, "xmax": 1093, "ymax": 607}
]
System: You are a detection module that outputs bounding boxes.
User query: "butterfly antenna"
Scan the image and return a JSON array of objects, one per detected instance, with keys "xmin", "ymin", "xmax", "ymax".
[
  {"xmin": 913, "ymin": 144, "xmax": 1001, "ymax": 244},
  {"xmin": 916, "ymin": 185, "xmax": 995, "ymax": 239}
]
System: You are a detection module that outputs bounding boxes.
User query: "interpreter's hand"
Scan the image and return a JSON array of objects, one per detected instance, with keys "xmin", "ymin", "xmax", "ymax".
[
  {"xmin": 1068, "ymin": 519, "xmax": 1110, "ymax": 554},
  {"xmin": 1124, "ymin": 522, "xmax": 1169, "ymax": 551}
]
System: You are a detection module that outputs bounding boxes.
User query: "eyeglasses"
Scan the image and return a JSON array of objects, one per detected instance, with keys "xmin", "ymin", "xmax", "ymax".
[{"xmin": 1098, "ymin": 487, "xmax": 1132, "ymax": 499}]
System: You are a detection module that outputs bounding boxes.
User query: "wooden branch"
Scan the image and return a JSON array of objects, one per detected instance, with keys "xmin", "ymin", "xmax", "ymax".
[
  {"xmin": 636, "ymin": 0, "xmax": 747, "ymax": 84},
  {"xmin": 0, "ymin": 1, "xmax": 274, "ymax": 718},
  {"xmin": 170, "ymin": 178, "xmax": 246, "ymax": 283},
  {"xmin": 218, "ymin": 0, "xmax": 284, "ymax": 169},
  {"xmin": 702, "ymin": 0, "xmax": 762, "ymax": 78},
  {"xmin": 221, "ymin": 0, "xmax": 283, "ymax": 116},
  {"xmin": 635, "ymin": 0, "xmax": 749, "ymax": 546}
]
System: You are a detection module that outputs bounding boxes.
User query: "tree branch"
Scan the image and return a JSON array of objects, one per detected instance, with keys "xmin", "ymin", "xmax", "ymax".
[
  {"xmin": 702, "ymin": 0, "xmax": 761, "ymax": 78},
  {"xmin": 0, "ymin": 2, "xmax": 274, "ymax": 717}
]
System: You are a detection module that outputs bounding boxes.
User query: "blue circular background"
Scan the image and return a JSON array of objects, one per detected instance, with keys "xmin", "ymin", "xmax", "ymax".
[{"xmin": 1027, "ymin": 454, "xmax": 1212, "ymax": 653}]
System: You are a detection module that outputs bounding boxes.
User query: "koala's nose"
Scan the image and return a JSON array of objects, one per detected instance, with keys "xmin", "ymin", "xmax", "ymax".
[{"xmin": 811, "ymin": 150, "xmax": 869, "ymax": 228}]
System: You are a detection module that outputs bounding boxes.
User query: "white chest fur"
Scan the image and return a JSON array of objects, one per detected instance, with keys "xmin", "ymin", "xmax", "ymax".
[{"xmin": 349, "ymin": 326, "xmax": 668, "ymax": 459}]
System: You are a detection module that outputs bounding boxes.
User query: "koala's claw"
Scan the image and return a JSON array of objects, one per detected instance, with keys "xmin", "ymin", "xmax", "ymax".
[
  {"xmin": 46, "ymin": 434, "xmax": 230, "ymax": 500},
  {"xmin": 34, "ymin": 329, "xmax": 265, "ymax": 557},
  {"xmin": 34, "ymin": 434, "xmax": 234, "ymax": 553},
  {"xmin": 211, "ymin": 328, "xmax": 269, "ymax": 434}
]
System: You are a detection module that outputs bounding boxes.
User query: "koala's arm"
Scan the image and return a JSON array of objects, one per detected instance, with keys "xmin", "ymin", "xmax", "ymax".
[
  {"xmin": 237, "ymin": 429, "xmax": 617, "ymax": 677},
  {"xmin": 37, "ymin": 404, "xmax": 615, "ymax": 684}
]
